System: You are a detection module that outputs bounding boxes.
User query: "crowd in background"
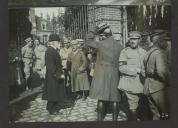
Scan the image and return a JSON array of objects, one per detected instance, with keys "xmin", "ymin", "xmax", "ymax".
[{"xmin": 9, "ymin": 22, "xmax": 171, "ymax": 121}]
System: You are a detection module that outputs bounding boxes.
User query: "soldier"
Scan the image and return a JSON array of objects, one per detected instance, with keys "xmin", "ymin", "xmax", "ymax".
[
  {"xmin": 33, "ymin": 38, "xmax": 47, "ymax": 87},
  {"xmin": 143, "ymin": 29, "xmax": 170, "ymax": 120},
  {"xmin": 21, "ymin": 37, "xmax": 35, "ymax": 91},
  {"xmin": 162, "ymin": 33, "xmax": 171, "ymax": 71},
  {"xmin": 88, "ymin": 23, "xmax": 123, "ymax": 121},
  {"xmin": 58, "ymin": 38, "xmax": 72, "ymax": 96},
  {"xmin": 139, "ymin": 31, "xmax": 151, "ymax": 51},
  {"xmin": 118, "ymin": 31, "xmax": 146, "ymax": 120}
]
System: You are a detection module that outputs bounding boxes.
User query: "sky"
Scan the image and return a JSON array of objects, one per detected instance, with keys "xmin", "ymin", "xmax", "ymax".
[{"xmin": 34, "ymin": 7, "xmax": 65, "ymax": 19}]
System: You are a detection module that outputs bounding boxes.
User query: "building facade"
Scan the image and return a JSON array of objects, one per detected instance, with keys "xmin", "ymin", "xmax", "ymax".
[
  {"xmin": 64, "ymin": 6, "xmax": 88, "ymax": 40},
  {"xmin": 64, "ymin": 6, "xmax": 127, "ymax": 46},
  {"xmin": 88, "ymin": 6, "xmax": 127, "ymax": 46},
  {"xmin": 29, "ymin": 8, "xmax": 54, "ymax": 44}
]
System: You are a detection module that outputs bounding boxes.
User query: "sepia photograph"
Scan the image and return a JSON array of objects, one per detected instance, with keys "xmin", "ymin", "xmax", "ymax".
[
  {"xmin": 9, "ymin": 5, "xmax": 171, "ymax": 123},
  {"xmin": 8, "ymin": 0, "xmax": 171, "ymax": 6}
]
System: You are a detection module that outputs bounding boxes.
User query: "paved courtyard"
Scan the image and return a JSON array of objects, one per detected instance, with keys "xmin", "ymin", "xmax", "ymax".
[{"xmin": 14, "ymin": 94, "xmax": 127, "ymax": 122}]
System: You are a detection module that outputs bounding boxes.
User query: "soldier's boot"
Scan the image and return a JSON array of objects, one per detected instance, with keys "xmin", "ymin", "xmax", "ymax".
[
  {"xmin": 127, "ymin": 109, "xmax": 137, "ymax": 121},
  {"xmin": 97, "ymin": 100, "xmax": 104, "ymax": 121},
  {"xmin": 112, "ymin": 102, "xmax": 119, "ymax": 121},
  {"xmin": 160, "ymin": 113, "xmax": 169, "ymax": 120}
]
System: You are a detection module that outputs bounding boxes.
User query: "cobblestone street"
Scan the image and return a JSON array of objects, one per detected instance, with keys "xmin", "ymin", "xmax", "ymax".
[{"xmin": 14, "ymin": 93, "xmax": 127, "ymax": 122}]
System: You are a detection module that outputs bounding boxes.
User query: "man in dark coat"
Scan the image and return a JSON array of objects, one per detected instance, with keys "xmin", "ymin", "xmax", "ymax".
[
  {"xmin": 87, "ymin": 23, "xmax": 123, "ymax": 121},
  {"xmin": 143, "ymin": 29, "xmax": 170, "ymax": 120},
  {"xmin": 42, "ymin": 34, "xmax": 65, "ymax": 115}
]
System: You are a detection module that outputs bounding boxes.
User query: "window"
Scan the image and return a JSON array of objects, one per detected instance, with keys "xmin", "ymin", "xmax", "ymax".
[{"xmin": 42, "ymin": 24, "xmax": 46, "ymax": 30}]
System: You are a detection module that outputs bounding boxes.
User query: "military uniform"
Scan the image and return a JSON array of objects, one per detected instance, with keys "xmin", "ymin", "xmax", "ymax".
[
  {"xmin": 59, "ymin": 46, "xmax": 72, "ymax": 96},
  {"xmin": 59, "ymin": 47, "xmax": 72, "ymax": 69},
  {"xmin": 118, "ymin": 31, "xmax": 146, "ymax": 121},
  {"xmin": 21, "ymin": 38, "xmax": 34, "ymax": 89},
  {"xmin": 139, "ymin": 31, "xmax": 150, "ymax": 51},
  {"xmin": 143, "ymin": 30, "xmax": 170, "ymax": 120},
  {"xmin": 34, "ymin": 44, "xmax": 47, "ymax": 78},
  {"xmin": 118, "ymin": 46, "xmax": 146, "ymax": 109}
]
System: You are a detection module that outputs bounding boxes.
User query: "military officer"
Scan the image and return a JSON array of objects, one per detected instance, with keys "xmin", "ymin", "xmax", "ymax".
[
  {"xmin": 33, "ymin": 38, "xmax": 47, "ymax": 78},
  {"xmin": 21, "ymin": 37, "xmax": 35, "ymax": 91},
  {"xmin": 58, "ymin": 39, "xmax": 72, "ymax": 96},
  {"xmin": 59, "ymin": 38, "xmax": 72, "ymax": 69},
  {"xmin": 118, "ymin": 31, "xmax": 146, "ymax": 120},
  {"xmin": 139, "ymin": 31, "xmax": 151, "ymax": 51},
  {"xmin": 143, "ymin": 29, "xmax": 170, "ymax": 120}
]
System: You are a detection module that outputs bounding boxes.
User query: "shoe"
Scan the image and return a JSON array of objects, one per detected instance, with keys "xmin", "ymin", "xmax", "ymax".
[
  {"xmin": 49, "ymin": 111, "xmax": 58, "ymax": 115},
  {"xmin": 82, "ymin": 96, "xmax": 87, "ymax": 101},
  {"xmin": 76, "ymin": 95, "xmax": 82, "ymax": 100}
]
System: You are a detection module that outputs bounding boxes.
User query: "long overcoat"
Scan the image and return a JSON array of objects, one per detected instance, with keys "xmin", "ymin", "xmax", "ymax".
[
  {"xmin": 67, "ymin": 50, "xmax": 90, "ymax": 92},
  {"xmin": 42, "ymin": 46, "xmax": 65, "ymax": 101},
  {"xmin": 88, "ymin": 36, "xmax": 123, "ymax": 102}
]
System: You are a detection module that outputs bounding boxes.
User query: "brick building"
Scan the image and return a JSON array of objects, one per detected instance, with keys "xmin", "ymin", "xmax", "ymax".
[
  {"xmin": 64, "ymin": 6, "xmax": 127, "ymax": 46},
  {"xmin": 87, "ymin": 6, "xmax": 127, "ymax": 46}
]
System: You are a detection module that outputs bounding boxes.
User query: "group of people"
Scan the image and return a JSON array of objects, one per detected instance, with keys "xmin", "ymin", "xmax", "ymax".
[
  {"xmin": 9, "ymin": 22, "xmax": 171, "ymax": 121},
  {"xmin": 9, "ymin": 37, "xmax": 47, "ymax": 99}
]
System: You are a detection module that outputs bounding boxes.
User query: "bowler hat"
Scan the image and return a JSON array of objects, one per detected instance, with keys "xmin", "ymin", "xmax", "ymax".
[
  {"xmin": 129, "ymin": 31, "xmax": 141, "ymax": 39},
  {"xmin": 49, "ymin": 34, "xmax": 60, "ymax": 42}
]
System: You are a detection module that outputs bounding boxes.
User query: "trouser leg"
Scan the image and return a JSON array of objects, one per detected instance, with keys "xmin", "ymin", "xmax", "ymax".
[
  {"xmin": 118, "ymin": 90, "xmax": 130, "ymax": 118},
  {"xmin": 24, "ymin": 65, "xmax": 32, "ymax": 90},
  {"xmin": 125, "ymin": 92, "xmax": 139, "ymax": 120},
  {"xmin": 149, "ymin": 89, "xmax": 169, "ymax": 120}
]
